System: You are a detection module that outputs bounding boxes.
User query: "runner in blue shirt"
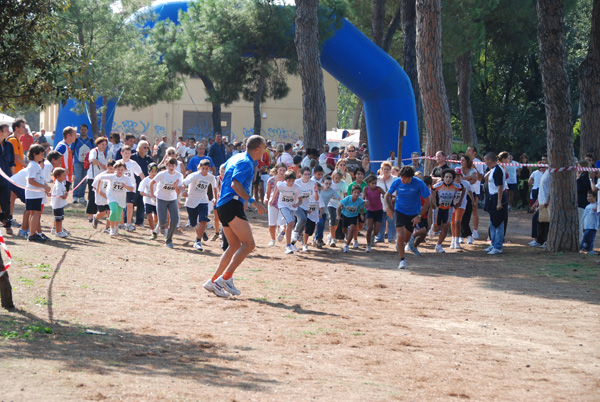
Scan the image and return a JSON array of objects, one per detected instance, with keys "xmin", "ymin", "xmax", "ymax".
[
  {"xmin": 204, "ymin": 135, "xmax": 266, "ymax": 298},
  {"xmin": 385, "ymin": 166, "xmax": 431, "ymax": 269}
]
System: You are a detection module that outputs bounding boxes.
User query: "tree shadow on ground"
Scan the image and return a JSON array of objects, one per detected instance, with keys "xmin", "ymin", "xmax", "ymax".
[{"xmin": 0, "ymin": 308, "xmax": 276, "ymax": 390}]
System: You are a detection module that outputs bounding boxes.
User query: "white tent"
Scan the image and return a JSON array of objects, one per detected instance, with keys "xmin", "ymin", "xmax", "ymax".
[
  {"xmin": 339, "ymin": 132, "xmax": 360, "ymax": 148},
  {"xmin": 0, "ymin": 113, "xmax": 15, "ymax": 125}
]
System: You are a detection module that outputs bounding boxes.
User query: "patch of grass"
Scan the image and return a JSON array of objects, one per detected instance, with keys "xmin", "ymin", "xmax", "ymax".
[
  {"xmin": 251, "ymin": 297, "xmax": 270, "ymax": 302},
  {"xmin": 18, "ymin": 277, "xmax": 34, "ymax": 286},
  {"xmin": 34, "ymin": 297, "xmax": 50, "ymax": 306},
  {"xmin": 351, "ymin": 332, "xmax": 366, "ymax": 336},
  {"xmin": 41, "ymin": 275, "xmax": 51, "ymax": 279},
  {"xmin": 34, "ymin": 263, "xmax": 52, "ymax": 272},
  {"xmin": 1, "ymin": 323, "xmax": 53, "ymax": 340},
  {"xmin": 538, "ymin": 260, "xmax": 599, "ymax": 283}
]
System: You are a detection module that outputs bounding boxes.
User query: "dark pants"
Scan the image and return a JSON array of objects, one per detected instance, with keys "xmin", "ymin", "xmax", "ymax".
[
  {"xmin": 461, "ymin": 196, "xmax": 473, "ymax": 238},
  {"xmin": 532, "ymin": 210, "xmax": 539, "ymax": 238},
  {"xmin": 85, "ymin": 179, "xmax": 97, "ymax": 215},
  {"xmin": 0, "ymin": 185, "xmax": 11, "ymax": 227},
  {"xmin": 537, "ymin": 220, "xmax": 549, "ymax": 244},
  {"xmin": 135, "ymin": 191, "xmax": 145, "ymax": 225}
]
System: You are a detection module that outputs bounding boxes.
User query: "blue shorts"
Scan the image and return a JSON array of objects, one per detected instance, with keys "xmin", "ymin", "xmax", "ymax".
[
  {"xmin": 366, "ymin": 209, "xmax": 384, "ymax": 223},
  {"xmin": 25, "ymin": 198, "xmax": 43, "ymax": 211},
  {"xmin": 145, "ymin": 203, "xmax": 157, "ymax": 215},
  {"xmin": 187, "ymin": 204, "xmax": 209, "ymax": 227},
  {"xmin": 279, "ymin": 207, "xmax": 296, "ymax": 225},
  {"xmin": 10, "ymin": 183, "xmax": 25, "ymax": 203},
  {"xmin": 53, "ymin": 207, "xmax": 64, "ymax": 221}
]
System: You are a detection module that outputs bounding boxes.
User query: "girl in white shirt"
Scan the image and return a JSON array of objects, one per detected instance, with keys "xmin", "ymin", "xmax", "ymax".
[
  {"xmin": 183, "ymin": 159, "xmax": 218, "ymax": 251},
  {"xmin": 150, "ymin": 157, "xmax": 183, "ymax": 248},
  {"xmin": 102, "ymin": 161, "xmax": 135, "ymax": 236},
  {"xmin": 264, "ymin": 163, "xmax": 287, "ymax": 246},
  {"xmin": 92, "ymin": 160, "xmax": 116, "ymax": 233},
  {"xmin": 25, "ymin": 145, "xmax": 51, "ymax": 242},
  {"xmin": 138, "ymin": 163, "xmax": 159, "ymax": 238}
]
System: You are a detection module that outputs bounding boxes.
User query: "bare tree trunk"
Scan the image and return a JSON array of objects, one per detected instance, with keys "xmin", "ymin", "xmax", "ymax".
[
  {"xmin": 100, "ymin": 97, "xmax": 108, "ymax": 138},
  {"xmin": 402, "ymin": 0, "xmax": 424, "ymax": 152},
  {"xmin": 198, "ymin": 74, "xmax": 223, "ymax": 135},
  {"xmin": 295, "ymin": 0, "xmax": 327, "ymax": 150},
  {"xmin": 351, "ymin": 101, "xmax": 363, "ymax": 129},
  {"xmin": 382, "ymin": 5, "xmax": 402, "ymax": 52},
  {"xmin": 372, "ymin": 0, "xmax": 385, "ymax": 46},
  {"xmin": 536, "ymin": 0, "xmax": 578, "ymax": 252},
  {"xmin": 88, "ymin": 99, "xmax": 100, "ymax": 138},
  {"xmin": 0, "ymin": 253, "xmax": 14, "ymax": 310},
  {"xmin": 579, "ymin": 0, "xmax": 600, "ymax": 159},
  {"xmin": 253, "ymin": 74, "xmax": 266, "ymax": 137},
  {"xmin": 455, "ymin": 49, "xmax": 477, "ymax": 146},
  {"xmin": 416, "ymin": 0, "xmax": 453, "ymax": 174}
]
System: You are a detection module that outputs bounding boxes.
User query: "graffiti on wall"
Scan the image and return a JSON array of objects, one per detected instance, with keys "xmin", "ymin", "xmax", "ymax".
[
  {"xmin": 242, "ymin": 127, "xmax": 300, "ymax": 143},
  {"xmin": 112, "ymin": 120, "xmax": 169, "ymax": 139}
]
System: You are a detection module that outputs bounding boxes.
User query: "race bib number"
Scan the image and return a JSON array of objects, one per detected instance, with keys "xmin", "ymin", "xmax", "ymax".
[
  {"xmin": 123, "ymin": 171, "xmax": 132, "ymax": 178},
  {"xmin": 301, "ymin": 191, "xmax": 312, "ymax": 199},
  {"xmin": 195, "ymin": 182, "xmax": 209, "ymax": 191},
  {"xmin": 346, "ymin": 206, "xmax": 358, "ymax": 213},
  {"xmin": 113, "ymin": 182, "xmax": 124, "ymax": 191},
  {"xmin": 308, "ymin": 203, "xmax": 318, "ymax": 212},
  {"xmin": 281, "ymin": 195, "xmax": 295, "ymax": 203},
  {"xmin": 163, "ymin": 183, "xmax": 175, "ymax": 191}
]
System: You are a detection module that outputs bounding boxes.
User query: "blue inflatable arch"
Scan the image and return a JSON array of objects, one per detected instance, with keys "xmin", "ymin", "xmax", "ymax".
[{"xmin": 55, "ymin": 1, "xmax": 420, "ymax": 165}]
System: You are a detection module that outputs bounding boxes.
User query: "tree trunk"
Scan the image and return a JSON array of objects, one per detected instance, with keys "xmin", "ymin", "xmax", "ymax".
[
  {"xmin": 100, "ymin": 97, "xmax": 108, "ymax": 137},
  {"xmin": 455, "ymin": 49, "xmax": 477, "ymax": 146},
  {"xmin": 402, "ymin": 0, "xmax": 424, "ymax": 153},
  {"xmin": 351, "ymin": 101, "xmax": 363, "ymax": 129},
  {"xmin": 416, "ymin": 0, "xmax": 453, "ymax": 174},
  {"xmin": 579, "ymin": 0, "xmax": 600, "ymax": 159},
  {"xmin": 359, "ymin": 113, "xmax": 367, "ymax": 149},
  {"xmin": 382, "ymin": 4, "xmax": 402, "ymax": 53},
  {"xmin": 253, "ymin": 74, "xmax": 266, "ymax": 137},
  {"xmin": 198, "ymin": 74, "xmax": 223, "ymax": 135},
  {"xmin": 372, "ymin": 0, "xmax": 386, "ymax": 47},
  {"xmin": 88, "ymin": 100, "xmax": 100, "ymax": 138},
  {"xmin": 295, "ymin": 0, "xmax": 327, "ymax": 150},
  {"xmin": 536, "ymin": 0, "xmax": 578, "ymax": 252},
  {"xmin": 0, "ymin": 251, "xmax": 14, "ymax": 310}
]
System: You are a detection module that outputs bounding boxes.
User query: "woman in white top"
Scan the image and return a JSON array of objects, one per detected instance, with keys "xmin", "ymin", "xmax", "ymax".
[
  {"xmin": 86, "ymin": 136, "xmax": 109, "ymax": 220},
  {"xmin": 335, "ymin": 159, "xmax": 353, "ymax": 184},
  {"xmin": 151, "ymin": 157, "xmax": 183, "ymax": 248},
  {"xmin": 375, "ymin": 161, "xmax": 396, "ymax": 243}
]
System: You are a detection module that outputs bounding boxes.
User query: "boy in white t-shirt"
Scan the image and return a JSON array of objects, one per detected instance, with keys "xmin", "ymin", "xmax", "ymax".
[
  {"xmin": 118, "ymin": 145, "xmax": 144, "ymax": 232},
  {"xmin": 138, "ymin": 163, "xmax": 159, "ymax": 239},
  {"xmin": 276, "ymin": 170, "xmax": 302, "ymax": 254},
  {"xmin": 92, "ymin": 159, "xmax": 116, "ymax": 233},
  {"xmin": 150, "ymin": 157, "xmax": 183, "ymax": 248},
  {"xmin": 183, "ymin": 159, "xmax": 218, "ymax": 251},
  {"xmin": 51, "ymin": 168, "xmax": 69, "ymax": 238},
  {"xmin": 102, "ymin": 160, "xmax": 135, "ymax": 236},
  {"xmin": 25, "ymin": 145, "xmax": 50, "ymax": 242}
]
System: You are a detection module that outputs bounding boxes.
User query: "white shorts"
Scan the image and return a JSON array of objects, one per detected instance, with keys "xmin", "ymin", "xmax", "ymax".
[{"xmin": 268, "ymin": 204, "xmax": 285, "ymax": 226}]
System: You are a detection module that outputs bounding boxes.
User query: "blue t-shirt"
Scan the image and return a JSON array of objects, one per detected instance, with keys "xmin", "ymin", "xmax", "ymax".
[
  {"xmin": 216, "ymin": 152, "xmax": 257, "ymax": 207},
  {"xmin": 340, "ymin": 195, "xmax": 365, "ymax": 218},
  {"xmin": 187, "ymin": 155, "xmax": 214, "ymax": 173},
  {"xmin": 387, "ymin": 176, "xmax": 430, "ymax": 215}
]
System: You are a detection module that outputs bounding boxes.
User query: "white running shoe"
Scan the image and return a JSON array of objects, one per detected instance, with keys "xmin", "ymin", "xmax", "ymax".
[
  {"xmin": 398, "ymin": 259, "xmax": 407, "ymax": 269},
  {"xmin": 484, "ymin": 245, "xmax": 494, "ymax": 252},
  {"xmin": 285, "ymin": 245, "xmax": 294, "ymax": 254},
  {"xmin": 459, "ymin": 237, "xmax": 464, "ymax": 244},
  {"xmin": 352, "ymin": 240, "xmax": 359, "ymax": 249},
  {"xmin": 216, "ymin": 276, "xmax": 241, "ymax": 296},
  {"xmin": 472, "ymin": 230, "xmax": 479, "ymax": 240},
  {"xmin": 365, "ymin": 245, "xmax": 371, "ymax": 253},
  {"xmin": 330, "ymin": 239, "xmax": 337, "ymax": 247},
  {"xmin": 55, "ymin": 231, "xmax": 68, "ymax": 238},
  {"xmin": 435, "ymin": 244, "xmax": 445, "ymax": 253},
  {"xmin": 302, "ymin": 245, "xmax": 308, "ymax": 252},
  {"xmin": 277, "ymin": 231, "xmax": 285, "ymax": 242},
  {"xmin": 291, "ymin": 243, "xmax": 299, "ymax": 252},
  {"xmin": 343, "ymin": 245, "xmax": 349, "ymax": 253},
  {"xmin": 291, "ymin": 231, "xmax": 298, "ymax": 243},
  {"xmin": 528, "ymin": 240, "xmax": 542, "ymax": 247},
  {"xmin": 467, "ymin": 236, "xmax": 473, "ymax": 244},
  {"xmin": 203, "ymin": 279, "xmax": 230, "ymax": 298},
  {"xmin": 455, "ymin": 241, "xmax": 462, "ymax": 250},
  {"xmin": 404, "ymin": 244, "xmax": 411, "ymax": 252},
  {"xmin": 51, "ymin": 227, "xmax": 56, "ymax": 235},
  {"xmin": 193, "ymin": 240, "xmax": 203, "ymax": 251},
  {"xmin": 428, "ymin": 228, "xmax": 435, "ymax": 238},
  {"xmin": 268, "ymin": 239, "xmax": 276, "ymax": 247},
  {"xmin": 487, "ymin": 248, "xmax": 502, "ymax": 255},
  {"xmin": 102, "ymin": 228, "xmax": 110, "ymax": 234},
  {"xmin": 109, "ymin": 228, "xmax": 117, "ymax": 236}
]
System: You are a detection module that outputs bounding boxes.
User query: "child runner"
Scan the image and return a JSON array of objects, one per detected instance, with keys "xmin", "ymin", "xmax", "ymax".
[
  {"xmin": 301, "ymin": 182, "xmax": 322, "ymax": 252},
  {"xmin": 183, "ymin": 159, "xmax": 218, "ymax": 251},
  {"xmin": 50, "ymin": 168, "xmax": 69, "ymax": 238},
  {"xmin": 103, "ymin": 161, "xmax": 135, "ymax": 236},
  {"xmin": 92, "ymin": 159, "xmax": 116, "ymax": 233},
  {"xmin": 25, "ymin": 145, "xmax": 50, "ymax": 242},
  {"xmin": 138, "ymin": 163, "xmax": 158, "ymax": 238},
  {"xmin": 408, "ymin": 175, "xmax": 433, "ymax": 255},
  {"xmin": 292, "ymin": 167, "xmax": 319, "ymax": 245},
  {"xmin": 580, "ymin": 191, "xmax": 598, "ymax": 254},
  {"xmin": 150, "ymin": 157, "xmax": 183, "ymax": 249},
  {"xmin": 450, "ymin": 168, "xmax": 471, "ymax": 250},
  {"xmin": 327, "ymin": 169, "xmax": 347, "ymax": 247},
  {"xmin": 363, "ymin": 174, "xmax": 385, "ymax": 253},
  {"xmin": 314, "ymin": 175, "xmax": 340, "ymax": 248},
  {"xmin": 277, "ymin": 170, "xmax": 302, "ymax": 254},
  {"xmin": 431, "ymin": 169, "xmax": 463, "ymax": 253},
  {"xmin": 118, "ymin": 145, "xmax": 144, "ymax": 232},
  {"xmin": 347, "ymin": 167, "xmax": 367, "ymax": 248},
  {"xmin": 264, "ymin": 163, "xmax": 287, "ymax": 246},
  {"xmin": 211, "ymin": 164, "xmax": 225, "ymax": 242},
  {"xmin": 337, "ymin": 185, "xmax": 365, "ymax": 253}
]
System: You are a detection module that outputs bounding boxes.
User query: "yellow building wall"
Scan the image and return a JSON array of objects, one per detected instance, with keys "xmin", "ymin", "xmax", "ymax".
[{"xmin": 109, "ymin": 70, "xmax": 338, "ymax": 144}]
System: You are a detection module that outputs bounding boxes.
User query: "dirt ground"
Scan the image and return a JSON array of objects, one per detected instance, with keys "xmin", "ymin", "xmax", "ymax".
[{"xmin": 0, "ymin": 202, "xmax": 599, "ymax": 402}]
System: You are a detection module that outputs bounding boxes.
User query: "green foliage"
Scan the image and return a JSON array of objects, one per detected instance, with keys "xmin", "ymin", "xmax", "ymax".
[
  {"xmin": 337, "ymin": 83, "xmax": 359, "ymax": 128},
  {"xmin": 0, "ymin": 0, "xmax": 88, "ymax": 108}
]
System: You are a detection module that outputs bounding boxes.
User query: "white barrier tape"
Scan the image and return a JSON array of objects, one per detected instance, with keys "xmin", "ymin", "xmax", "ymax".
[
  {"xmin": 0, "ymin": 169, "xmax": 88, "ymax": 194},
  {"xmin": 0, "ymin": 232, "xmax": 12, "ymax": 278}
]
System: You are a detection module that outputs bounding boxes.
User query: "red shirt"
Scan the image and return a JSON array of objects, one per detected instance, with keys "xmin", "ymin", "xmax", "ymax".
[{"xmin": 20, "ymin": 133, "xmax": 34, "ymax": 152}]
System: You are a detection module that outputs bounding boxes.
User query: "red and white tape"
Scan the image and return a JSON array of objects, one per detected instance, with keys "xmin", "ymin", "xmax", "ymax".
[
  {"xmin": 0, "ymin": 233, "xmax": 12, "ymax": 278},
  {"xmin": 0, "ymin": 169, "xmax": 88, "ymax": 194}
]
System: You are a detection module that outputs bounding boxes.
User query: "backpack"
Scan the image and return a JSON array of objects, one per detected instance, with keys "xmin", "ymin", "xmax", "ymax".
[{"xmin": 83, "ymin": 148, "xmax": 94, "ymax": 170}]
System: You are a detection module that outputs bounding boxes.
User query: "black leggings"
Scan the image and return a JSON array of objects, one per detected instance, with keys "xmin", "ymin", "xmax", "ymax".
[
  {"xmin": 85, "ymin": 179, "xmax": 97, "ymax": 215},
  {"xmin": 461, "ymin": 196, "xmax": 473, "ymax": 237}
]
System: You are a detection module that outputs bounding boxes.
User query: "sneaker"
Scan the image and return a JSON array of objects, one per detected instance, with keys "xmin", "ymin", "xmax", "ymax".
[
  {"xmin": 126, "ymin": 223, "xmax": 136, "ymax": 232},
  {"xmin": 484, "ymin": 245, "xmax": 494, "ymax": 252},
  {"xmin": 365, "ymin": 245, "xmax": 371, "ymax": 253},
  {"xmin": 207, "ymin": 223, "xmax": 214, "ymax": 229},
  {"xmin": 38, "ymin": 233, "xmax": 49, "ymax": 240},
  {"xmin": 408, "ymin": 240, "xmax": 421, "ymax": 256},
  {"xmin": 10, "ymin": 219, "xmax": 20, "ymax": 228},
  {"xmin": 166, "ymin": 242, "xmax": 174, "ymax": 249},
  {"xmin": 118, "ymin": 224, "xmax": 126, "ymax": 229},
  {"xmin": 487, "ymin": 248, "xmax": 503, "ymax": 255},
  {"xmin": 17, "ymin": 229, "xmax": 29, "ymax": 238},
  {"xmin": 55, "ymin": 231, "xmax": 68, "ymax": 238},
  {"xmin": 472, "ymin": 230, "xmax": 479, "ymax": 240},
  {"xmin": 435, "ymin": 244, "xmax": 445, "ymax": 253},
  {"xmin": 343, "ymin": 245, "xmax": 349, "ymax": 253},
  {"xmin": 211, "ymin": 233, "xmax": 220, "ymax": 241},
  {"xmin": 398, "ymin": 259, "xmax": 407, "ymax": 269},
  {"xmin": 404, "ymin": 244, "xmax": 411, "ymax": 252},
  {"xmin": 428, "ymin": 228, "xmax": 435, "ymax": 238},
  {"xmin": 317, "ymin": 239, "xmax": 325, "ymax": 249},
  {"xmin": 203, "ymin": 279, "xmax": 230, "ymax": 298},
  {"xmin": 467, "ymin": 236, "xmax": 473, "ymax": 244},
  {"xmin": 450, "ymin": 239, "xmax": 457, "ymax": 249},
  {"xmin": 455, "ymin": 241, "xmax": 462, "ymax": 250},
  {"xmin": 149, "ymin": 232, "xmax": 158, "ymax": 240},
  {"xmin": 374, "ymin": 237, "xmax": 384, "ymax": 243},
  {"xmin": 588, "ymin": 250, "xmax": 596, "ymax": 255},
  {"xmin": 528, "ymin": 240, "xmax": 539, "ymax": 247},
  {"xmin": 352, "ymin": 240, "xmax": 359, "ymax": 249},
  {"xmin": 109, "ymin": 228, "xmax": 117, "ymax": 236},
  {"xmin": 4, "ymin": 226, "xmax": 13, "ymax": 235},
  {"xmin": 27, "ymin": 233, "xmax": 46, "ymax": 242},
  {"xmin": 73, "ymin": 198, "xmax": 78, "ymax": 204},
  {"xmin": 285, "ymin": 245, "xmax": 294, "ymax": 254},
  {"xmin": 267, "ymin": 239, "xmax": 276, "ymax": 247},
  {"xmin": 302, "ymin": 245, "xmax": 308, "ymax": 252},
  {"xmin": 291, "ymin": 232, "xmax": 298, "ymax": 244},
  {"xmin": 62, "ymin": 228, "xmax": 70, "ymax": 235},
  {"xmin": 103, "ymin": 228, "xmax": 111, "ymax": 234},
  {"xmin": 203, "ymin": 232, "xmax": 209, "ymax": 241},
  {"xmin": 291, "ymin": 243, "xmax": 299, "ymax": 253},
  {"xmin": 277, "ymin": 231, "xmax": 285, "ymax": 242},
  {"xmin": 193, "ymin": 240, "xmax": 203, "ymax": 251},
  {"xmin": 216, "ymin": 276, "xmax": 241, "ymax": 296},
  {"xmin": 541, "ymin": 242, "xmax": 547, "ymax": 249},
  {"xmin": 92, "ymin": 216, "xmax": 98, "ymax": 229},
  {"xmin": 330, "ymin": 239, "xmax": 337, "ymax": 247},
  {"xmin": 458, "ymin": 237, "xmax": 464, "ymax": 244},
  {"xmin": 51, "ymin": 227, "xmax": 56, "ymax": 235}
]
